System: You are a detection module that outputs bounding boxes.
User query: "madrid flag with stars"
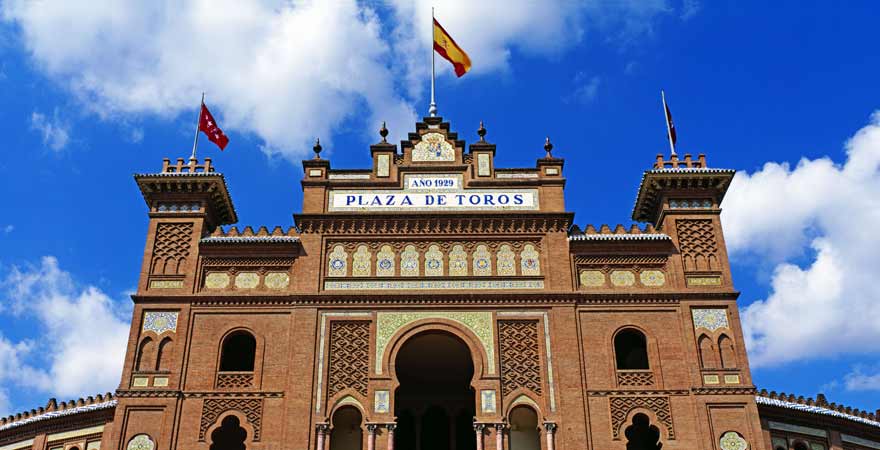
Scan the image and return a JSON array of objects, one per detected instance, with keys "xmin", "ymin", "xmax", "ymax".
[{"xmin": 199, "ymin": 103, "xmax": 229, "ymax": 150}]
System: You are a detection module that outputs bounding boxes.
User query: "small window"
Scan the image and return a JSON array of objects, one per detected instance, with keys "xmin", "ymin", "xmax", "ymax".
[
  {"xmin": 220, "ymin": 331, "xmax": 256, "ymax": 372},
  {"xmin": 615, "ymin": 329, "xmax": 649, "ymax": 370}
]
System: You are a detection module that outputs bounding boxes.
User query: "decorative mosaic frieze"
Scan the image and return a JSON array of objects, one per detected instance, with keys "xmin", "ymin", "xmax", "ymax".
[
  {"xmin": 328, "ymin": 173, "xmax": 371, "ymax": 180},
  {"xmin": 376, "ymin": 311, "xmax": 495, "ymax": 374},
  {"xmin": 326, "ymin": 279, "xmax": 544, "ymax": 291},
  {"xmin": 149, "ymin": 279, "xmax": 184, "ymax": 289},
  {"xmin": 264, "ymin": 272, "xmax": 289, "ymax": 289},
  {"xmin": 639, "ymin": 270, "xmax": 666, "ymax": 287},
  {"xmin": 412, "ymin": 132, "xmax": 455, "ymax": 161},
  {"xmin": 719, "ymin": 431, "xmax": 747, "ymax": 450},
  {"xmin": 520, "ymin": 244, "xmax": 540, "ymax": 276},
  {"xmin": 579, "ymin": 270, "xmax": 605, "ymax": 287},
  {"xmin": 692, "ymin": 308, "xmax": 729, "ymax": 332},
  {"xmin": 687, "ymin": 275, "xmax": 722, "ymax": 286},
  {"xmin": 328, "ymin": 245, "xmax": 348, "ymax": 277},
  {"xmin": 205, "ymin": 273, "xmax": 230, "ymax": 289},
  {"xmin": 376, "ymin": 245, "xmax": 395, "ymax": 277},
  {"xmin": 473, "ymin": 245, "xmax": 492, "ymax": 276},
  {"xmin": 496, "ymin": 172, "xmax": 539, "ymax": 179},
  {"xmin": 156, "ymin": 203, "xmax": 201, "ymax": 213},
  {"xmin": 669, "ymin": 199, "xmax": 712, "ymax": 209},
  {"xmin": 401, "ymin": 245, "xmax": 419, "ymax": 277},
  {"xmin": 450, "ymin": 245, "xmax": 468, "ymax": 276},
  {"xmin": 425, "ymin": 245, "xmax": 443, "ymax": 276},
  {"xmin": 496, "ymin": 245, "xmax": 516, "ymax": 276},
  {"xmin": 143, "ymin": 311, "xmax": 178, "ymax": 335},
  {"xmin": 234, "ymin": 272, "xmax": 259, "ymax": 289},
  {"xmin": 610, "ymin": 270, "xmax": 635, "ymax": 287},
  {"xmin": 352, "ymin": 245, "xmax": 371, "ymax": 277}
]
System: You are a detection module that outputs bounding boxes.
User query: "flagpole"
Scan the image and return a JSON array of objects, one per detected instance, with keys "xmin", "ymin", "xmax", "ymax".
[
  {"xmin": 661, "ymin": 90, "xmax": 676, "ymax": 157},
  {"xmin": 428, "ymin": 7, "xmax": 437, "ymax": 117},
  {"xmin": 191, "ymin": 92, "xmax": 205, "ymax": 160}
]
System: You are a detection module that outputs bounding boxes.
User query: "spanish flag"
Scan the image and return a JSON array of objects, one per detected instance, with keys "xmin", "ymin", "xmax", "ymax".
[{"xmin": 433, "ymin": 18, "xmax": 471, "ymax": 77}]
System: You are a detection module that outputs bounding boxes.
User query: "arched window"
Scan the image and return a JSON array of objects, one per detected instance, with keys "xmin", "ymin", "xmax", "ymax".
[
  {"xmin": 156, "ymin": 337, "xmax": 173, "ymax": 371},
  {"xmin": 615, "ymin": 329, "xmax": 649, "ymax": 370},
  {"xmin": 718, "ymin": 334, "xmax": 738, "ymax": 369},
  {"xmin": 220, "ymin": 331, "xmax": 256, "ymax": 372},
  {"xmin": 211, "ymin": 415, "xmax": 247, "ymax": 450},
  {"xmin": 508, "ymin": 406, "xmax": 540, "ymax": 450},
  {"xmin": 793, "ymin": 442, "xmax": 809, "ymax": 450},
  {"xmin": 136, "ymin": 337, "xmax": 155, "ymax": 372},
  {"xmin": 698, "ymin": 334, "xmax": 717, "ymax": 369}
]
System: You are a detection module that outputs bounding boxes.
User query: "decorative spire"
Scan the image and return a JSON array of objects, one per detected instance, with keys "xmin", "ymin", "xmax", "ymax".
[
  {"xmin": 379, "ymin": 121, "xmax": 388, "ymax": 143},
  {"xmin": 544, "ymin": 136, "xmax": 553, "ymax": 158},
  {"xmin": 313, "ymin": 138, "xmax": 322, "ymax": 159},
  {"xmin": 477, "ymin": 121, "xmax": 486, "ymax": 142}
]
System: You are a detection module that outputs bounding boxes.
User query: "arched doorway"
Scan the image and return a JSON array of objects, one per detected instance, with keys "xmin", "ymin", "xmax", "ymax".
[
  {"xmin": 624, "ymin": 413, "xmax": 662, "ymax": 450},
  {"xmin": 395, "ymin": 331, "xmax": 477, "ymax": 450},
  {"xmin": 210, "ymin": 415, "xmax": 247, "ymax": 450},
  {"xmin": 330, "ymin": 406, "xmax": 363, "ymax": 450}
]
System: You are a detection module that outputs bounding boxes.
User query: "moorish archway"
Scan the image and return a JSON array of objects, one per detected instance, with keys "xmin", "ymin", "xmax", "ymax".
[{"xmin": 394, "ymin": 331, "xmax": 477, "ymax": 450}]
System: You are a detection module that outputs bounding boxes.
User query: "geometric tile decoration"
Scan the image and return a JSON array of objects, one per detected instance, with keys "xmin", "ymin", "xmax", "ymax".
[
  {"xmin": 719, "ymin": 431, "xmax": 748, "ymax": 450},
  {"xmin": 328, "ymin": 245, "xmax": 348, "ymax": 277},
  {"xmin": 132, "ymin": 376, "xmax": 149, "ymax": 387},
  {"xmin": 324, "ymin": 279, "xmax": 544, "ymax": 291},
  {"xmin": 205, "ymin": 272, "xmax": 230, "ymax": 289},
  {"xmin": 498, "ymin": 320, "xmax": 542, "ymax": 397},
  {"xmin": 376, "ymin": 245, "xmax": 395, "ymax": 277},
  {"xmin": 520, "ymin": 244, "xmax": 540, "ymax": 276},
  {"xmin": 148, "ymin": 280, "xmax": 184, "ymax": 289},
  {"xmin": 376, "ymin": 311, "xmax": 495, "ymax": 374},
  {"xmin": 412, "ymin": 133, "xmax": 455, "ymax": 162},
  {"xmin": 352, "ymin": 245, "xmax": 371, "ymax": 277},
  {"xmin": 473, "ymin": 245, "xmax": 492, "ymax": 276},
  {"xmin": 477, "ymin": 153, "xmax": 490, "ymax": 176},
  {"xmin": 639, "ymin": 270, "xmax": 666, "ymax": 287},
  {"xmin": 703, "ymin": 374, "xmax": 720, "ymax": 385},
  {"xmin": 617, "ymin": 370, "xmax": 655, "ymax": 387},
  {"xmin": 377, "ymin": 154, "xmax": 390, "ymax": 177},
  {"xmin": 126, "ymin": 434, "xmax": 154, "ymax": 450},
  {"xmin": 234, "ymin": 272, "xmax": 259, "ymax": 289},
  {"xmin": 496, "ymin": 245, "xmax": 516, "ymax": 276},
  {"xmin": 424, "ymin": 245, "xmax": 443, "ymax": 276},
  {"xmin": 401, "ymin": 245, "xmax": 420, "ymax": 277},
  {"xmin": 724, "ymin": 374, "xmax": 741, "ymax": 385},
  {"xmin": 374, "ymin": 390, "xmax": 390, "ymax": 413},
  {"xmin": 481, "ymin": 389, "xmax": 497, "ymax": 414},
  {"xmin": 677, "ymin": 219, "xmax": 718, "ymax": 272},
  {"xmin": 692, "ymin": 308, "xmax": 729, "ymax": 332},
  {"xmin": 687, "ymin": 276, "xmax": 722, "ymax": 287},
  {"xmin": 449, "ymin": 245, "xmax": 468, "ymax": 276},
  {"xmin": 143, "ymin": 311, "xmax": 178, "ymax": 335},
  {"xmin": 579, "ymin": 270, "xmax": 605, "ymax": 288},
  {"xmin": 264, "ymin": 272, "xmax": 290, "ymax": 290},
  {"xmin": 314, "ymin": 312, "xmax": 372, "ymax": 413},
  {"xmin": 327, "ymin": 321, "xmax": 370, "ymax": 397},
  {"xmin": 610, "ymin": 270, "xmax": 635, "ymax": 287}
]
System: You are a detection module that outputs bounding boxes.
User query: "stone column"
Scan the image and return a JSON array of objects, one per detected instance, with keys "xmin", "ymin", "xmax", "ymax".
[
  {"xmin": 387, "ymin": 424, "xmax": 396, "ymax": 450},
  {"xmin": 367, "ymin": 424, "xmax": 378, "ymax": 450},
  {"xmin": 315, "ymin": 424, "xmax": 329, "ymax": 450},
  {"xmin": 543, "ymin": 422, "xmax": 557, "ymax": 450},
  {"xmin": 495, "ymin": 424, "xmax": 506, "ymax": 450},
  {"xmin": 474, "ymin": 424, "xmax": 486, "ymax": 450}
]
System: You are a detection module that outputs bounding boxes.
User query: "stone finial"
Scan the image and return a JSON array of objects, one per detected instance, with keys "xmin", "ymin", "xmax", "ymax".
[
  {"xmin": 816, "ymin": 393, "xmax": 827, "ymax": 406},
  {"xmin": 544, "ymin": 137, "xmax": 553, "ymax": 158},
  {"xmin": 379, "ymin": 122, "xmax": 389, "ymax": 143},
  {"xmin": 477, "ymin": 121, "xmax": 486, "ymax": 142},
  {"xmin": 313, "ymin": 138, "xmax": 322, "ymax": 159}
]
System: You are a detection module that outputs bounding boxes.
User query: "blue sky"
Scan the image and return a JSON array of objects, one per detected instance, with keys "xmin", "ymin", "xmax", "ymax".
[{"xmin": 1, "ymin": 1, "xmax": 879, "ymax": 416}]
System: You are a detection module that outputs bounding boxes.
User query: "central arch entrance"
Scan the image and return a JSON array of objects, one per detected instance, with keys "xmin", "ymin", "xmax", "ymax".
[{"xmin": 394, "ymin": 331, "xmax": 477, "ymax": 450}]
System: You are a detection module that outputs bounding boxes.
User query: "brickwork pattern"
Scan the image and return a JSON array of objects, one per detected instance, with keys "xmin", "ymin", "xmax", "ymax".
[
  {"xmin": 150, "ymin": 222, "xmax": 193, "ymax": 274},
  {"xmin": 676, "ymin": 219, "xmax": 718, "ymax": 272},
  {"xmin": 610, "ymin": 396, "xmax": 674, "ymax": 439},
  {"xmin": 616, "ymin": 370, "xmax": 655, "ymax": 387},
  {"xmin": 498, "ymin": 320, "xmax": 542, "ymax": 397},
  {"xmin": 199, "ymin": 398, "xmax": 262, "ymax": 441},
  {"xmin": 327, "ymin": 321, "xmax": 370, "ymax": 397},
  {"xmin": 216, "ymin": 373, "xmax": 254, "ymax": 389}
]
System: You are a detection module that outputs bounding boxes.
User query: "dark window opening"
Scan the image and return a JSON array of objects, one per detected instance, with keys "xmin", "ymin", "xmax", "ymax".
[
  {"xmin": 615, "ymin": 329, "xmax": 649, "ymax": 370},
  {"xmin": 625, "ymin": 413, "xmax": 662, "ymax": 450},
  {"xmin": 220, "ymin": 332, "xmax": 256, "ymax": 372}
]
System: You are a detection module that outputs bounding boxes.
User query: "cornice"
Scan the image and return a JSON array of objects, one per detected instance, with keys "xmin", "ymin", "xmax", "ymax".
[
  {"xmin": 293, "ymin": 213, "xmax": 574, "ymax": 234},
  {"xmin": 587, "ymin": 390, "xmax": 690, "ymax": 397},
  {"xmin": 115, "ymin": 390, "xmax": 284, "ymax": 399},
  {"xmin": 691, "ymin": 387, "xmax": 757, "ymax": 395}
]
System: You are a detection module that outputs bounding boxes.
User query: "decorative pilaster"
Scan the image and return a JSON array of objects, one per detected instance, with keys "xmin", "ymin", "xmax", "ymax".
[
  {"xmin": 315, "ymin": 423, "xmax": 329, "ymax": 450},
  {"xmin": 543, "ymin": 422, "xmax": 557, "ymax": 450}
]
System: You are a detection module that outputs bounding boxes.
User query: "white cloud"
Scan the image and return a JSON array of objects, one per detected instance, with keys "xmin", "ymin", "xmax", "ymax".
[
  {"xmin": 0, "ymin": 256, "xmax": 130, "ymax": 409},
  {"xmin": 843, "ymin": 366, "xmax": 880, "ymax": 392},
  {"xmin": 3, "ymin": 0, "xmax": 670, "ymax": 159},
  {"xmin": 722, "ymin": 111, "xmax": 880, "ymax": 367},
  {"xmin": 565, "ymin": 72, "xmax": 601, "ymax": 104},
  {"xmin": 30, "ymin": 109, "xmax": 70, "ymax": 151}
]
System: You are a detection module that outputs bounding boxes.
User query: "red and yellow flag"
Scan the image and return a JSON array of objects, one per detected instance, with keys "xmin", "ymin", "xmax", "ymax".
[{"xmin": 433, "ymin": 18, "xmax": 471, "ymax": 77}]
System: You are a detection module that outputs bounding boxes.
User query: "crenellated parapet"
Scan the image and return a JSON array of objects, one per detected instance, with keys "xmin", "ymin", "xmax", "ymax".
[{"xmin": 0, "ymin": 393, "xmax": 115, "ymax": 430}]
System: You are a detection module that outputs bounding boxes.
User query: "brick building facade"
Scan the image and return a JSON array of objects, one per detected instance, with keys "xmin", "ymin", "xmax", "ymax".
[{"xmin": 1, "ymin": 116, "xmax": 879, "ymax": 450}]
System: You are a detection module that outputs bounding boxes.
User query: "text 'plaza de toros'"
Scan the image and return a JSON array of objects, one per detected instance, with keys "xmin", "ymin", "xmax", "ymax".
[{"xmin": 1, "ymin": 116, "xmax": 879, "ymax": 450}]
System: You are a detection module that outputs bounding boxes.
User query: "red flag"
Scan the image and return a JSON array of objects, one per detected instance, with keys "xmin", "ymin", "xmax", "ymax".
[
  {"xmin": 199, "ymin": 103, "xmax": 229, "ymax": 150},
  {"xmin": 664, "ymin": 100, "xmax": 677, "ymax": 147}
]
